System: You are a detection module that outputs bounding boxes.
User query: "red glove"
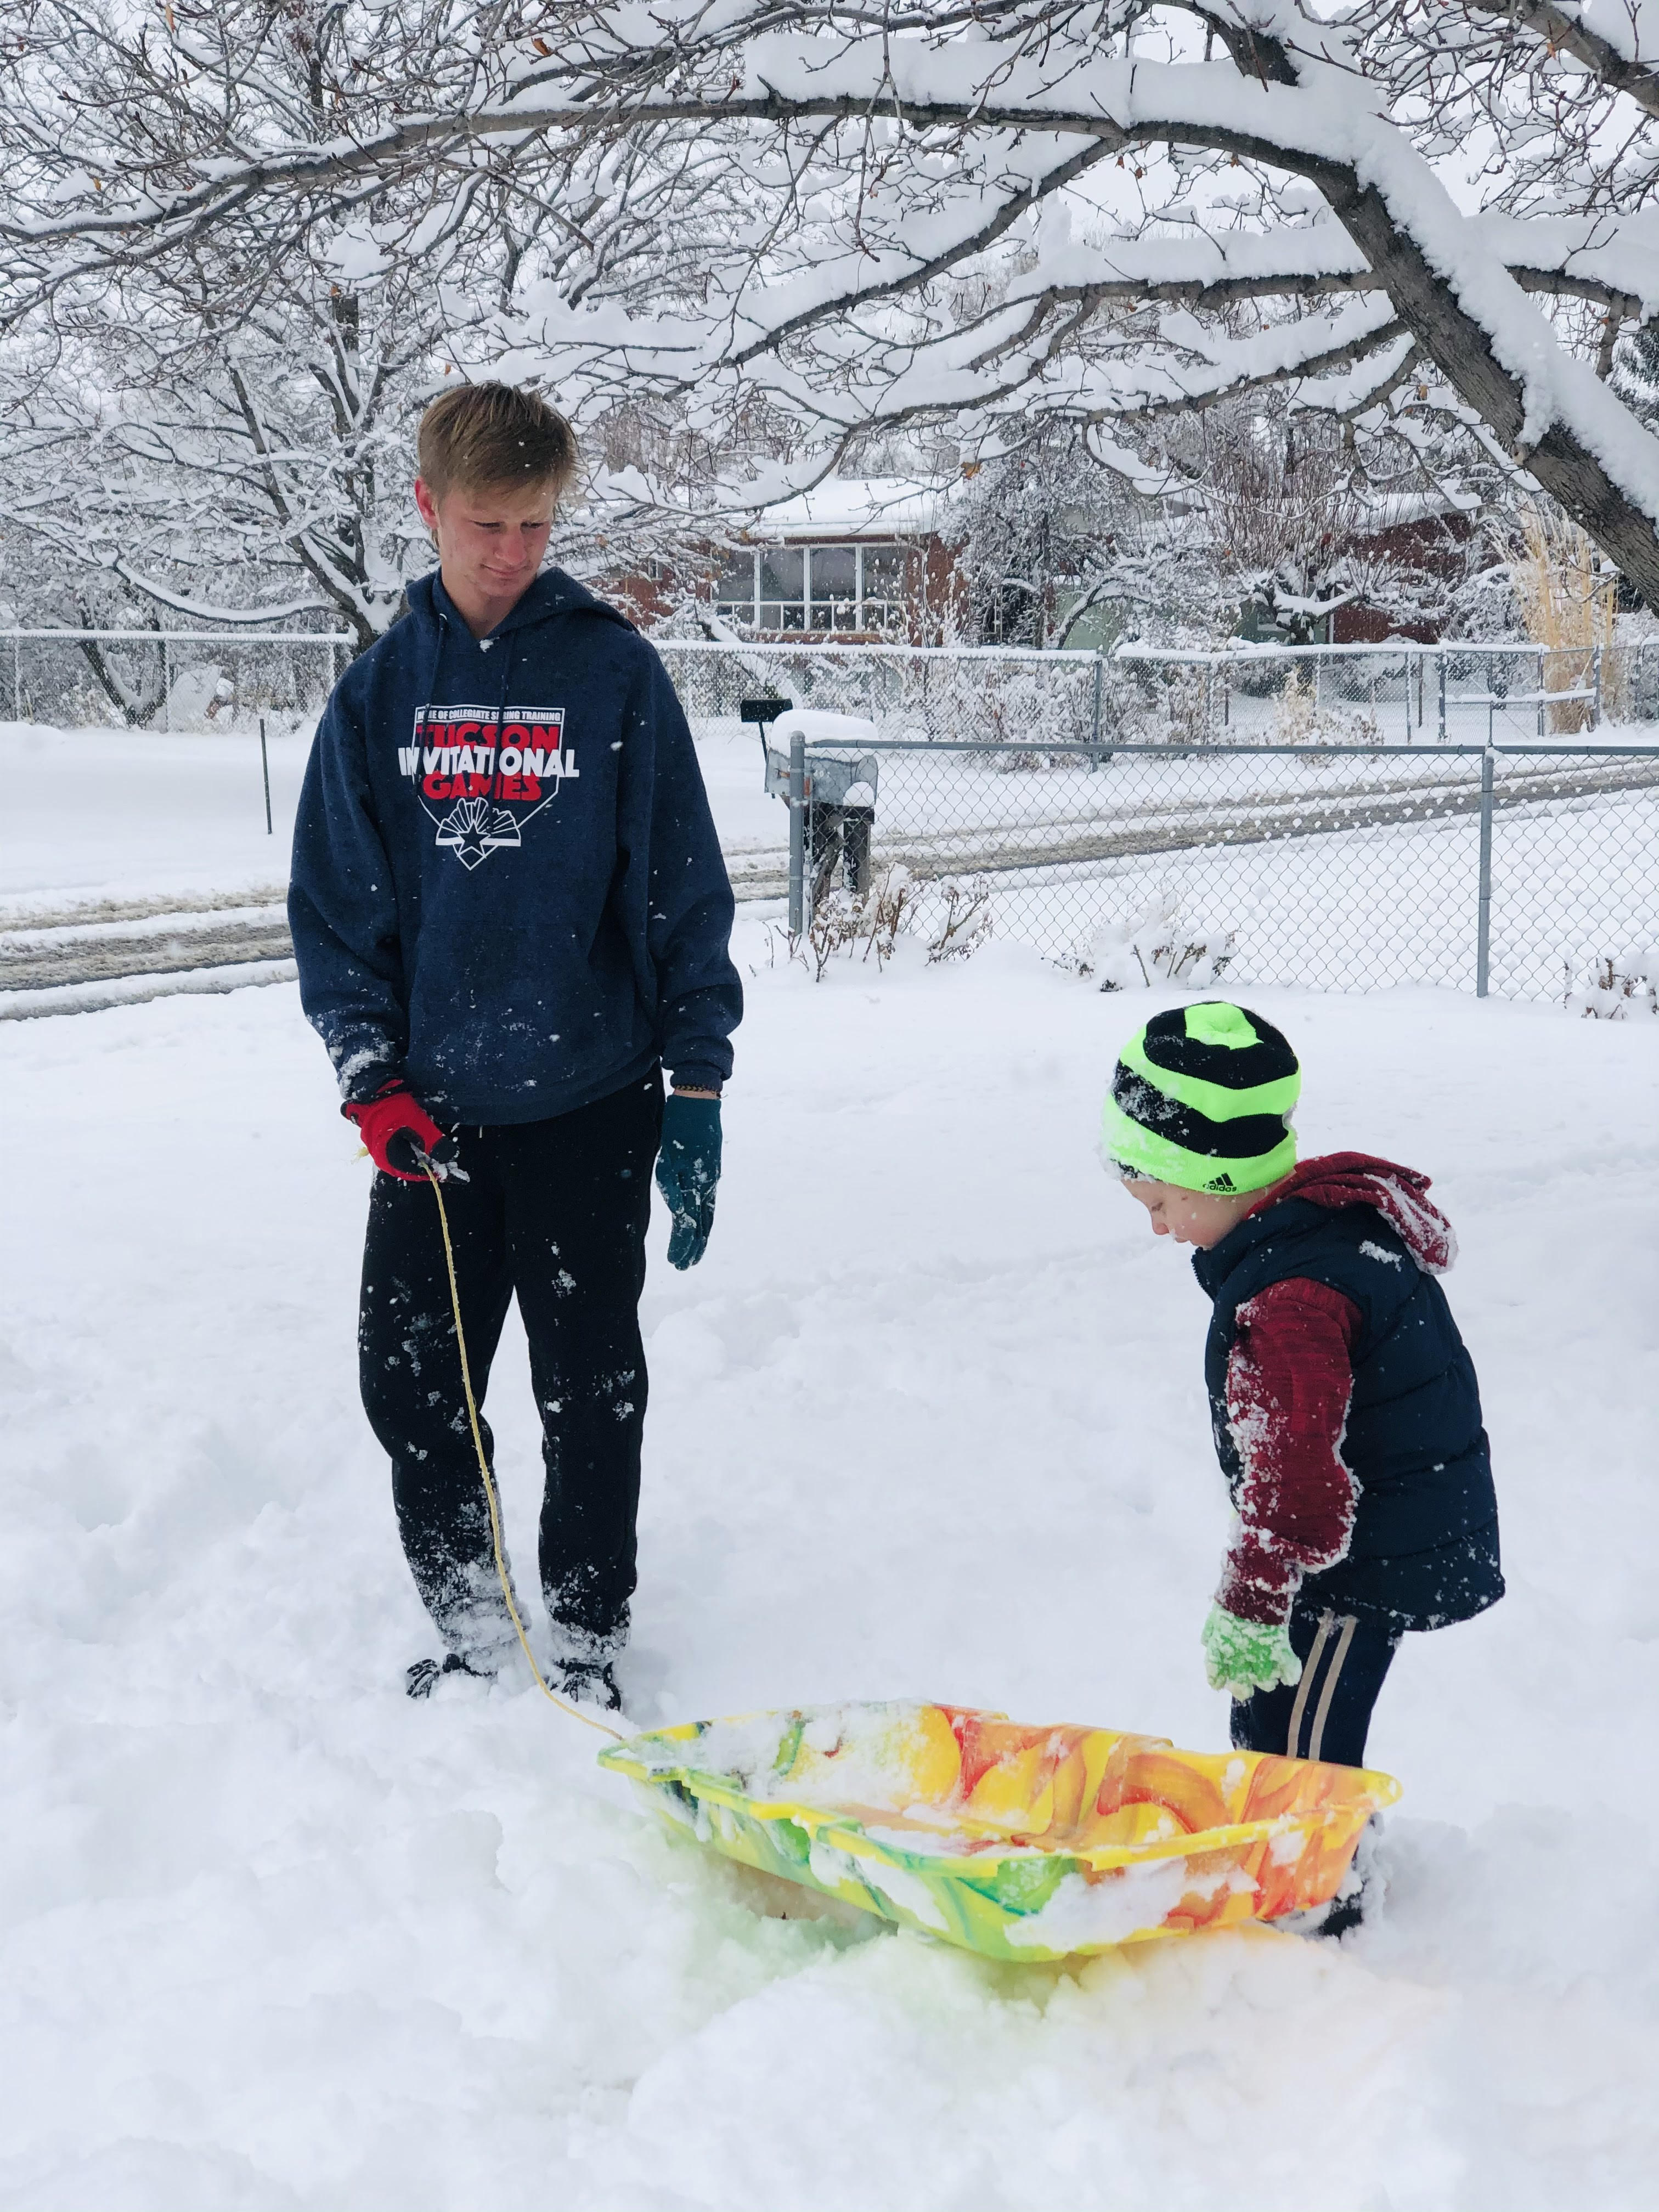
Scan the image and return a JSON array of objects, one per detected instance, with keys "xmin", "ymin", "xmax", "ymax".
[{"xmin": 343, "ymin": 1084, "xmax": 450, "ymax": 1182}]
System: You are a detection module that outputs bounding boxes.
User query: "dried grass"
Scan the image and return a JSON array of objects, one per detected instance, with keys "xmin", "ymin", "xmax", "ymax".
[{"xmin": 1512, "ymin": 506, "xmax": 1617, "ymax": 731}]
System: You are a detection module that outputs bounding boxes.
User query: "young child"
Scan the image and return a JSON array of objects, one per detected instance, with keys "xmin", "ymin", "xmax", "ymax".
[{"xmin": 1102, "ymin": 1001, "xmax": 1502, "ymax": 1917}]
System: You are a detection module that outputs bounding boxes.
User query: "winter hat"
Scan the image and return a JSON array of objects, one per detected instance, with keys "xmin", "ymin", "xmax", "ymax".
[{"xmin": 1102, "ymin": 1001, "xmax": 1300, "ymax": 1194}]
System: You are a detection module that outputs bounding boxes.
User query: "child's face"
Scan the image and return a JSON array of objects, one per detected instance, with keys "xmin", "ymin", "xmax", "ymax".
[{"xmin": 1120, "ymin": 1177, "xmax": 1263, "ymax": 1249}]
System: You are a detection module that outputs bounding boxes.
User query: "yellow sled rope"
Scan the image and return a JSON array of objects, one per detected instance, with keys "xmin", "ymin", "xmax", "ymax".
[{"xmin": 424, "ymin": 1164, "xmax": 622, "ymax": 1742}]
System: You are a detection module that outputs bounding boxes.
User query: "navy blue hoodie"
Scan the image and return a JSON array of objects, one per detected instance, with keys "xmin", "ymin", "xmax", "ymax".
[{"xmin": 288, "ymin": 569, "xmax": 741, "ymax": 1122}]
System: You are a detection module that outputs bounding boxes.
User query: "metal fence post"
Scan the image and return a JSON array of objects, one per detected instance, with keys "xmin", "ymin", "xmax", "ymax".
[
  {"xmin": 787, "ymin": 730, "xmax": 806, "ymax": 935},
  {"xmin": 1437, "ymin": 652, "xmax": 1447, "ymax": 743},
  {"xmin": 1091, "ymin": 650, "xmax": 1103, "ymax": 764},
  {"xmin": 259, "ymin": 715, "xmax": 273, "ymax": 834},
  {"xmin": 11, "ymin": 633, "xmax": 19, "ymax": 719},
  {"xmin": 162, "ymin": 635, "xmax": 171, "ymax": 732},
  {"xmin": 1593, "ymin": 642, "xmax": 1603, "ymax": 727},
  {"xmin": 1476, "ymin": 746, "xmax": 1494, "ymax": 998}
]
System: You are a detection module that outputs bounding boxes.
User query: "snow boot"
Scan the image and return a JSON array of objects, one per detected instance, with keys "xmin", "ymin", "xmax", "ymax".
[
  {"xmin": 1315, "ymin": 1883, "xmax": 1368, "ymax": 1940},
  {"xmin": 405, "ymin": 1650, "xmax": 497, "ymax": 1700},
  {"xmin": 1285, "ymin": 1814, "xmax": 1384, "ymax": 1939},
  {"xmin": 556, "ymin": 1658, "xmax": 623, "ymax": 1713}
]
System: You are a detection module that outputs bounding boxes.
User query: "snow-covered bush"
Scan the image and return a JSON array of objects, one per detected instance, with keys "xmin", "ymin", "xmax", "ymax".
[
  {"xmin": 804, "ymin": 865, "xmax": 919, "ymax": 979},
  {"xmin": 1270, "ymin": 673, "xmax": 1381, "ymax": 748},
  {"xmin": 1566, "ymin": 949, "xmax": 1658, "ymax": 1018},
  {"xmin": 1273, "ymin": 673, "xmax": 1317, "ymax": 746},
  {"xmin": 781, "ymin": 864, "xmax": 992, "ymax": 980},
  {"xmin": 1085, "ymin": 896, "xmax": 1235, "ymax": 991},
  {"xmin": 922, "ymin": 876, "xmax": 994, "ymax": 963},
  {"xmin": 1162, "ymin": 663, "xmax": 1211, "ymax": 743}
]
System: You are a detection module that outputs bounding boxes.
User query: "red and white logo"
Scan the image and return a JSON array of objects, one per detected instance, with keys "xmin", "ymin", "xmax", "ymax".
[{"xmin": 398, "ymin": 703, "xmax": 578, "ymax": 869}]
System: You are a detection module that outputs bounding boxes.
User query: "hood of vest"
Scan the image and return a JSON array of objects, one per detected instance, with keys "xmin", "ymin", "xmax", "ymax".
[{"xmin": 1235, "ymin": 1150, "xmax": 1456, "ymax": 1276}]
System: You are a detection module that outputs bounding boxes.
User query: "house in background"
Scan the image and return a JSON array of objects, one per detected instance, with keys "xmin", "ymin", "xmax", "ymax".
[
  {"xmin": 1329, "ymin": 502, "xmax": 1479, "ymax": 644},
  {"xmin": 709, "ymin": 478, "xmax": 963, "ymax": 643}
]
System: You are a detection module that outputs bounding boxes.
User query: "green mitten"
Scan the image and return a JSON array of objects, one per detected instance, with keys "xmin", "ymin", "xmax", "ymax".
[{"xmin": 1201, "ymin": 1604, "xmax": 1302, "ymax": 1699}]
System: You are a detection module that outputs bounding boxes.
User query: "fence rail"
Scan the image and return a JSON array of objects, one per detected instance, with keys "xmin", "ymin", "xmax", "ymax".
[
  {"xmin": 1, "ymin": 628, "xmax": 353, "ymax": 732},
  {"xmin": 776, "ymin": 737, "xmax": 1659, "ymax": 1004}
]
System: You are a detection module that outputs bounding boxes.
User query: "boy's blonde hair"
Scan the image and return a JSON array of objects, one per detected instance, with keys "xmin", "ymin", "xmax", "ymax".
[{"xmin": 416, "ymin": 382, "xmax": 578, "ymax": 501}]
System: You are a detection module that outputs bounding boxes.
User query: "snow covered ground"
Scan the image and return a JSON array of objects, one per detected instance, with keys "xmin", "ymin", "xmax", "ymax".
[
  {"xmin": 2, "ymin": 923, "xmax": 1656, "ymax": 2210},
  {"xmin": 0, "ymin": 721, "xmax": 307, "ymax": 911}
]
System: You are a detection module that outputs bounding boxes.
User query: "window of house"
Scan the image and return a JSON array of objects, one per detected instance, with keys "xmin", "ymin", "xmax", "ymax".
[
  {"xmin": 712, "ymin": 543, "xmax": 911, "ymax": 631},
  {"xmin": 759, "ymin": 548, "xmax": 805, "ymax": 629},
  {"xmin": 713, "ymin": 554, "xmax": 758, "ymax": 626},
  {"xmin": 809, "ymin": 545, "xmax": 857, "ymax": 630},
  {"xmin": 859, "ymin": 545, "xmax": 907, "ymax": 631}
]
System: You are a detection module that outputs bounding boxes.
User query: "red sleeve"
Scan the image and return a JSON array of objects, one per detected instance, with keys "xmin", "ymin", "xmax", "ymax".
[{"xmin": 1215, "ymin": 1278, "xmax": 1362, "ymax": 1628}]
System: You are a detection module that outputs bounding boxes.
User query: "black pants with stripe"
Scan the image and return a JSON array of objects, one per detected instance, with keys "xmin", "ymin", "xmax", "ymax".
[
  {"xmin": 1230, "ymin": 1594, "xmax": 1401, "ymax": 1768},
  {"xmin": 358, "ymin": 1073, "xmax": 662, "ymax": 1668}
]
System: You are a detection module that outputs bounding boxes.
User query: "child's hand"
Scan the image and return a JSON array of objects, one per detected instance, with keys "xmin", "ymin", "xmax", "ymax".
[{"xmin": 1201, "ymin": 1605, "xmax": 1302, "ymax": 1699}]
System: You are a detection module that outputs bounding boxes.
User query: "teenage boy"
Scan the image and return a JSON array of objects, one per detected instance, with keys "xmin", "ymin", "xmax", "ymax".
[
  {"xmin": 289, "ymin": 382, "xmax": 741, "ymax": 1709},
  {"xmin": 1102, "ymin": 1002, "xmax": 1502, "ymax": 1922}
]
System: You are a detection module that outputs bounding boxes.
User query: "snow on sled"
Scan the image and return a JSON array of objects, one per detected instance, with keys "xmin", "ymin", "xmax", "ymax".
[{"xmin": 599, "ymin": 1700, "xmax": 1401, "ymax": 1962}]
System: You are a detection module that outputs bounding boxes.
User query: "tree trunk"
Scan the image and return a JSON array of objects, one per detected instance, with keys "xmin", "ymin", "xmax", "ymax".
[
  {"xmin": 1210, "ymin": 22, "xmax": 1659, "ymax": 608},
  {"xmin": 1309, "ymin": 160, "xmax": 1659, "ymax": 611}
]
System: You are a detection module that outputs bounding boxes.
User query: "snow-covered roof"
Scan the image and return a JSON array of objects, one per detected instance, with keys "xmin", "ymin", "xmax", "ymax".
[
  {"xmin": 748, "ymin": 477, "xmax": 954, "ymax": 541},
  {"xmin": 1343, "ymin": 486, "xmax": 1473, "ymax": 534}
]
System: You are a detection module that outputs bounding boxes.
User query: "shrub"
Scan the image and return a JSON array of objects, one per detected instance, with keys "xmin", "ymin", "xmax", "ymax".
[
  {"xmin": 1566, "ymin": 948, "xmax": 1658, "ymax": 1018},
  {"xmin": 1085, "ymin": 895, "xmax": 1235, "ymax": 990}
]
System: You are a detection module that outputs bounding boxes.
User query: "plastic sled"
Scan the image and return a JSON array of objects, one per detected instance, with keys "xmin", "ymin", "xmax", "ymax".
[{"xmin": 599, "ymin": 1700, "xmax": 1402, "ymax": 1962}]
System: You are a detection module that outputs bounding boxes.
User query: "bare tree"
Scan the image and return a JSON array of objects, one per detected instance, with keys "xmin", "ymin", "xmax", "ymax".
[
  {"xmin": 0, "ymin": 4, "xmax": 747, "ymax": 640},
  {"xmin": 10, "ymin": 3, "xmax": 1659, "ymax": 601}
]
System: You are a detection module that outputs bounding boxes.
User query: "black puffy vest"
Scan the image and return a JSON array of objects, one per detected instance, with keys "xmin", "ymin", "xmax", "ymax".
[{"xmin": 1190, "ymin": 1197, "xmax": 1503, "ymax": 1633}]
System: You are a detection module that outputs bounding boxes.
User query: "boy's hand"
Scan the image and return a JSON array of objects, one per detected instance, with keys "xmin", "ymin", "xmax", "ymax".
[
  {"xmin": 655, "ymin": 1091, "xmax": 722, "ymax": 1268},
  {"xmin": 1201, "ymin": 1604, "xmax": 1302, "ymax": 1699},
  {"xmin": 343, "ymin": 1084, "xmax": 455, "ymax": 1182}
]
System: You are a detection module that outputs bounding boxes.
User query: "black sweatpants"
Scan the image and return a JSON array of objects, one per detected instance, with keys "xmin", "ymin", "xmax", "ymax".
[
  {"xmin": 1230, "ymin": 1594, "xmax": 1401, "ymax": 1769},
  {"xmin": 359, "ymin": 1072, "xmax": 662, "ymax": 1666}
]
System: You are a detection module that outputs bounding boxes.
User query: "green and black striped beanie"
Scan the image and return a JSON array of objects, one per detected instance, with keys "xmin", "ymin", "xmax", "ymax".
[{"xmin": 1101, "ymin": 1002, "xmax": 1300, "ymax": 1194}]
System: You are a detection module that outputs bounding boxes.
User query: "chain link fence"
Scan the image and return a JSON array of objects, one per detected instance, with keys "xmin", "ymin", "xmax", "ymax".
[
  {"xmin": 1109, "ymin": 642, "xmax": 1659, "ymax": 744},
  {"xmin": 657, "ymin": 635, "xmax": 1659, "ymax": 749},
  {"xmin": 773, "ymin": 738, "xmax": 1659, "ymax": 1002},
  {"xmin": 662, "ymin": 636, "xmax": 1656, "ymax": 1005},
  {"xmin": 4, "ymin": 625, "xmax": 1652, "ymax": 1008},
  {"xmin": 0, "ymin": 629, "xmax": 351, "ymax": 731},
  {"xmin": 658, "ymin": 636, "xmax": 1106, "ymax": 746}
]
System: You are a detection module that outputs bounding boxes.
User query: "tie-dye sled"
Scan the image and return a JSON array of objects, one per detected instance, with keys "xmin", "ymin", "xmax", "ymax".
[{"xmin": 599, "ymin": 1701, "xmax": 1401, "ymax": 1962}]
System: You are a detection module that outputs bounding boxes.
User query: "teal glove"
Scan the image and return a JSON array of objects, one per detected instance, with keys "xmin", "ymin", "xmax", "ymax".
[
  {"xmin": 654, "ymin": 1092, "xmax": 722, "ymax": 1269},
  {"xmin": 1201, "ymin": 1604, "xmax": 1302, "ymax": 1700}
]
